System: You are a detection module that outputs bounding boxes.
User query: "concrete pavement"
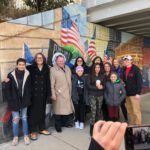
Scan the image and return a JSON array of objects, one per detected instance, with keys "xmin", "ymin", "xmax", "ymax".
[{"xmin": 0, "ymin": 93, "xmax": 150, "ymax": 150}]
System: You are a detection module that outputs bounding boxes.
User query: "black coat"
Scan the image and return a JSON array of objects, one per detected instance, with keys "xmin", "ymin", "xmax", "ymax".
[
  {"xmin": 27, "ymin": 64, "xmax": 51, "ymax": 128},
  {"xmin": 72, "ymin": 74, "xmax": 89, "ymax": 105},
  {"xmin": 27, "ymin": 64, "xmax": 51, "ymax": 102},
  {"xmin": 122, "ymin": 64, "xmax": 143, "ymax": 96},
  {"xmin": 3, "ymin": 69, "xmax": 31, "ymax": 111}
]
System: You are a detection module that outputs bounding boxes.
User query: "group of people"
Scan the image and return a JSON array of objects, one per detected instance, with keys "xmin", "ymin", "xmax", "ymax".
[{"xmin": 3, "ymin": 52, "xmax": 143, "ymax": 148}]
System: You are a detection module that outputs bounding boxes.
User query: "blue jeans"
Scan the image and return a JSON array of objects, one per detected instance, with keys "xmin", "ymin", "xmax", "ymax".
[{"xmin": 12, "ymin": 107, "xmax": 28, "ymax": 137}]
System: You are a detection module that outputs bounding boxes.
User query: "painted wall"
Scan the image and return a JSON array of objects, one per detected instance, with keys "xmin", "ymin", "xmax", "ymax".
[{"xmin": 0, "ymin": 3, "xmax": 150, "ymax": 96}]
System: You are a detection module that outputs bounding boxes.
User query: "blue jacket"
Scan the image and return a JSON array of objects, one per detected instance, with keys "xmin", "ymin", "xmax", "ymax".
[{"xmin": 112, "ymin": 66, "xmax": 122, "ymax": 78}]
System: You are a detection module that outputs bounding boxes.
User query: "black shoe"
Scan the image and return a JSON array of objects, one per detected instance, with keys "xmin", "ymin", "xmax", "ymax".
[
  {"xmin": 56, "ymin": 128, "xmax": 62, "ymax": 133},
  {"xmin": 55, "ymin": 126, "xmax": 62, "ymax": 133}
]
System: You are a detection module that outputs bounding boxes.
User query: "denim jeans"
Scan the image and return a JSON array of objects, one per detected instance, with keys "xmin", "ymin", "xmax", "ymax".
[{"xmin": 12, "ymin": 107, "xmax": 28, "ymax": 137}]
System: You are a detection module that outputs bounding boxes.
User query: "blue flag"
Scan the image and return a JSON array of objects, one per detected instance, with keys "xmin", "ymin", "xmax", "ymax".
[{"xmin": 23, "ymin": 43, "xmax": 34, "ymax": 64}]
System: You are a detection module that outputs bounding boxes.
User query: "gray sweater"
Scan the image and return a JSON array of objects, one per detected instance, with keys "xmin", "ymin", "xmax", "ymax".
[{"xmin": 104, "ymin": 80, "xmax": 126, "ymax": 106}]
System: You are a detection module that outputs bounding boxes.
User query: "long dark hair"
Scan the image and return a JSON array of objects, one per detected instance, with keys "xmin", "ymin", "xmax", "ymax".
[
  {"xmin": 104, "ymin": 62, "xmax": 112, "ymax": 79},
  {"xmin": 92, "ymin": 56, "xmax": 104, "ymax": 72},
  {"xmin": 33, "ymin": 52, "xmax": 47, "ymax": 66},
  {"xmin": 74, "ymin": 57, "xmax": 86, "ymax": 67},
  {"xmin": 90, "ymin": 63, "xmax": 102, "ymax": 83}
]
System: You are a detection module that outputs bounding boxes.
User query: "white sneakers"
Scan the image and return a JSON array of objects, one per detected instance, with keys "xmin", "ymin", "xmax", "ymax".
[
  {"xmin": 75, "ymin": 121, "xmax": 80, "ymax": 128},
  {"xmin": 75, "ymin": 121, "xmax": 84, "ymax": 129},
  {"xmin": 79, "ymin": 122, "xmax": 84, "ymax": 129}
]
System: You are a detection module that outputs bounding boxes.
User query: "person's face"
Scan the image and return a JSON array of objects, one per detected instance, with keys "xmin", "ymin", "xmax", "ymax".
[
  {"xmin": 104, "ymin": 64, "xmax": 111, "ymax": 72},
  {"xmin": 95, "ymin": 65, "xmax": 100, "ymax": 74},
  {"xmin": 94, "ymin": 58, "xmax": 101, "ymax": 64},
  {"xmin": 109, "ymin": 56, "xmax": 113, "ymax": 61},
  {"xmin": 124, "ymin": 59, "xmax": 132, "ymax": 67},
  {"xmin": 36, "ymin": 54, "xmax": 44, "ymax": 65},
  {"xmin": 17, "ymin": 62, "xmax": 26, "ymax": 71},
  {"xmin": 110, "ymin": 74, "xmax": 117, "ymax": 83},
  {"xmin": 113, "ymin": 59, "xmax": 119, "ymax": 68},
  {"xmin": 76, "ymin": 70, "xmax": 84, "ymax": 76},
  {"xmin": 56, "ymin": 57, "xmax": 65, "ymax": 68},
  {"xmin": 103, "ymin": 56, "xmax": 108, "ymax": 62},
  {"xmin": 77, "ymin": 58, "xmax": 83, "ymax": 66}
]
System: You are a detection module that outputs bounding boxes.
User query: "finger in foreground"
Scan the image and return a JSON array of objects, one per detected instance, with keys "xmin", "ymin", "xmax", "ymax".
[
  {"xmin": 111, "ymin": 123, "xmax": 128, "ymax": 150},
  {"xmin": 93, "ymin": 120, "xmax": 106, "ymax": 136}
]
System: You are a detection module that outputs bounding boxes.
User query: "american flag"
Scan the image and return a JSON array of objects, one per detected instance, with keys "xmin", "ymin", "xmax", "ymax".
[
  {"xmin": 61, "ymin": 8, "xmax": 84, "ymax": 56},
  {"xmin": 87, "ymin": 27, "xmax": 97, "ymax": 61}
]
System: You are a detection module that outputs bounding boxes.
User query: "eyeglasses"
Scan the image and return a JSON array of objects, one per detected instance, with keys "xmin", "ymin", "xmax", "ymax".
[
  {"xmin": 36, "ymin": 57, "xmax": 43, "ymax": 60},
  {"xmin": 77, "ymin": 60, "xmax": 83, "ymax": 62}
]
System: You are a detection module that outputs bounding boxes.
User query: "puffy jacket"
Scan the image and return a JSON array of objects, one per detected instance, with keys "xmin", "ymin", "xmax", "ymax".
[{"xmin": 104, "ymin": 80, "xmax": 126, "ymax": 106}]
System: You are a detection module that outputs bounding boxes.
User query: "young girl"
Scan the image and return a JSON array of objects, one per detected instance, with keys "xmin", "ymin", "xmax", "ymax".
[
  {"xmin": 104, "ymin": 72, "xmax": 126, "ymax": 121},
  {"xmin": 72, "ymin": 66, "xmax": 89, "ymax": 129},
  {"xmin": 87, "ymin": 63, "xmax": 104, "ymax": 136}
]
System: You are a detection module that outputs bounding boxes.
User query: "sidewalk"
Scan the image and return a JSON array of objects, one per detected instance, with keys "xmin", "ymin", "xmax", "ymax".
[
  {"xmin": 0, "ymin": 126, "xmax": 90, "ymax": 150},
  {"xmin": 0, "ymin": 93, "xmax": 150, "ymax": 150}
]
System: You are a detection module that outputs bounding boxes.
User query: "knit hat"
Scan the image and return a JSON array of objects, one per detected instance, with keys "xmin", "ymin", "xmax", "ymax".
[{"xmin": 76, "ymin": 66, "xmax": 84, "ymax": 72}]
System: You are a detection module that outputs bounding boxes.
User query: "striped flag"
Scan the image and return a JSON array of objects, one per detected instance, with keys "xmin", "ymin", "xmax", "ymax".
[
  {"xmin": 61, "ymin": 8, "xmax": 84, "ymax": 56},
  {"xmin": 88, "ymin": 27, "xmax": 97, "ymax": 61}
]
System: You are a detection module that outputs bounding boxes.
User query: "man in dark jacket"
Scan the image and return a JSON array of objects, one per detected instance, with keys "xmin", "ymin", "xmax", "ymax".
[
  {"xmin": 122, "ymin": 55, "xmax": 143, "ymax": 125},
  {"xmin": 4, "ymin": 58, "xmax": 31, "ymax": 146}
]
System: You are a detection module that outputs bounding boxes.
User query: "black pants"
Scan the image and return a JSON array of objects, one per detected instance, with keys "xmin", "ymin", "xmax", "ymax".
[
  {"xmin": 54, "ymin": 114, "xmax": 73, "ymax": 129},
  {"xmin": 102, "ymin": 99, "xmax": 109, "ymax": 121},
  {"xmin": 120, "ymin": 99, "xmax": 128, "ymax": 121},
  {"xmin": 74, "ymin": 102, "xmax": 85, "ymax": 123}
]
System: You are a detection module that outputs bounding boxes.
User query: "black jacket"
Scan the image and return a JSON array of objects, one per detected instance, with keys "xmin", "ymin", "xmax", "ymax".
[
  {"xmin": 87, "ymin": 74, "xmax": 104, "ymax": 97},
  {"xmin": 104, "ymin": 80, "xmax": 126, "ymax": 106},
  {"xmin": 123, "ymin": 64, "xmax": 143, "ymax": 96},
  {"xmin": 72, "ymin": 74, "xmax": 89, "ymax": 105},
  {"xmin": 88, "ymin": 138, "xmax": 104, "ymax": 150},
  {"xmin": 4, "ymin": 69, "xmax": 31, "ymax": 111},
  {"xmin": 27, "ymin": 64, "xmax": 51, "ymax": 102}
]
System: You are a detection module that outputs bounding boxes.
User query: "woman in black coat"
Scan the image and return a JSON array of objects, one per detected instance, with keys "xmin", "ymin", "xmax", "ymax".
[{"xmin": 27, "ymin": 53, "xmax": 51, "ymax": 140}]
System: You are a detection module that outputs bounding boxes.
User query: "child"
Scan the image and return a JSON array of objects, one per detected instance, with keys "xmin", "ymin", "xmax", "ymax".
[
  {"xmin": 72, "ymin": 66, "xmax": 89, "ymax": 129},
  {"xmin": 4, "ymin": 58, "xmax": 31, "ymax": 146},
  {"xmin": 87, "ymin": 63, "xmax": 104, "ymax": 136},
  {"xmin": 104, "ymin": 72, "xmax": 126, "ymax": 121}
]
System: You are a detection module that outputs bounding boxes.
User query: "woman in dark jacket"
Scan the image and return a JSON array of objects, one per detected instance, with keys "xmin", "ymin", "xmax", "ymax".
[
  {"xmin": 102, "ymin": 62, "xmax": 112, "ymax": 121},
  {"xmin": 27, "ymin": 53, "xmax": 51, "ymax": 140},
  {"xmin": 71, "ymin": 57, "xmax": 89, "ymax": 75},
  {"xmin": 87, "ymin": 63, "xmax": 104, "ymax": 136}
]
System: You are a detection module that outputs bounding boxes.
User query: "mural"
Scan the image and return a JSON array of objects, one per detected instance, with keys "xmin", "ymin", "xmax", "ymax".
[{"xmin": 0, "ymin": 3, "xmax": 150, "ymax": 95}]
